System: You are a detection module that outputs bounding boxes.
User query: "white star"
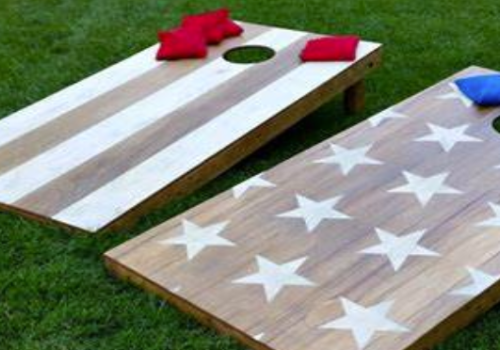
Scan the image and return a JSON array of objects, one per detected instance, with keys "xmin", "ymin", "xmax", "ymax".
[
  {"xmin": 388, "ymin": 171, "xmax": 462, "ymax": 206},
  {"xmin": 450, "ymin": 267, "xmax": 499, "ymax": 297},
  {"xmin": 415, "ymin": 123, "xmax": 481, "ymax": 152},
  {"xmin": 360, "ymin": 229, "xmax": 440, "ymax": 271},
  {"xmin": 233, "ymin": 255, "xmax": 315, "ymax": 302},
  {"xmin": 232, "ymin": 173, "xmax": 276, "ymax": 199},
  {"xmin": 369, "ymin": 108, "xmax": 409, "ymax": 127},
  {"xmin": 476, "ymin": 202, "xmax": 500, "ymax": 227},
  {"xmin": 159, "ymin": 220, "xmax": 235, "ymax": 260},
  {"xmin": 314, "ymin": 143, "xmax": 382, "ymax": 175},
  {"xmin": 171, "ymin": 286, "xmax": 182, "ymax": 293},
  {"xmin": 320, "ymin": 298, "xmax": 409, "ymax": 349},
  {"xmin": 277, "ymin": 194, "xmax": 351, "ymax": 232},
  {"xmin": 436, "ymin": 82, "xmax": 473, "ymax": 108},
  {"xmin": 253, "ymin": 333, "xmax": 265, "ymax": 341}
]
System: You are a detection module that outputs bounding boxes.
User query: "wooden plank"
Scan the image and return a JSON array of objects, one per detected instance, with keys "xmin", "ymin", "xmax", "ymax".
[
  {"xmin": 15, "ymin": 35, "xmax": 315, "ymax": 216},
  {"xmin": 0, "ymin": 45, "xmax": 162, "ymax": 149},
  {"xmin": 103, "ymin": 44, "xmax": 381, "ymax": 232},
  {"xmin": 52, "ymin": 41, "xmax": 380, "ymax": 232},
  {"xmin": 0, "ymin": 28, "xmax": 307, "ymax": 205},
  {"xmin": 0, "ymin": 22, "xmax": 382, "ymax": 232},
  {"xmin": 344, "ymin": 80, "xmax": 366, "ymax": 114},
  {"xmin": 106, "ymin": 66, "xmax": 500, "ymax": 350},
  {"xmin": 0, "ymin": 23, "xmax": 268, "ymax": 175}
]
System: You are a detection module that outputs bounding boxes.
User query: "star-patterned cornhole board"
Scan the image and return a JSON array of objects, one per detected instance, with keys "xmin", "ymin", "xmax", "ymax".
[
  {"xmin": 0, "ymin": 22, "xmax": 381, "ymax": 233},
  {"xmin": 106, "ymin": 66, "xmax": 500, "ymax": 350}
]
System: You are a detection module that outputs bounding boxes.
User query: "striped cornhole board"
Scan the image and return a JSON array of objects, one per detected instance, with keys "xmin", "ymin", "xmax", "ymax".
[
  {"xmin": 0, "ymin": 22, "xmax": 381, "ymax": 232},
  {"xmin": 106, "ymin": 67, "xmax": 500, "ymax": 350}
]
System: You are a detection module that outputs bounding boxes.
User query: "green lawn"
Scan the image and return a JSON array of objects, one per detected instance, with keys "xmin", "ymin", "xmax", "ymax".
[{"xmin": 1, "ymin": 0, "xmax": 500, "ymax": 349}]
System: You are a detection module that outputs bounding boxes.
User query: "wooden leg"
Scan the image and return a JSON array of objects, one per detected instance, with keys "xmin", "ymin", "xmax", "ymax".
[{"xmin": 344, "ymin": 80, "xmax": 366, "ymax": 114}]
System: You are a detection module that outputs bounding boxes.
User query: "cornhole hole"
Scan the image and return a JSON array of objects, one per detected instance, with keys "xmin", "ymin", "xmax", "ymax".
[
  {"xmin": 106, "ymin": 66, "xmax": 500, "ymax": 350},
  {"xmin": 0, "ymin": 22, "xmax": 381, "ymax": 233}
]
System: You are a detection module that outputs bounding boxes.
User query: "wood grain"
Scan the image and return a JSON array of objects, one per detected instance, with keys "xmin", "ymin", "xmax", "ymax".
[
  {"xmin": 106, "ymin": 66, "xmax": 500, "ymax": 350},
  {"xmin": 16, "ymin": 35, "xmax": 316, "ymax": 216},
  {"xmin": 0, "ymin": 22, "xmax": 382, "ymax": 232},
  {"xmin": 53, "ymin": 41, "xmax": 381, "ymax": 232},
  {"xmin": 344, "ymin": 80, "xmax": 366, "ymax": 114},
  {"xmin": 0, "ymin": 44, "xmax": 162, "ymax": 149},
  {"xmin": 0, "ymin": 28, "xmax": 307, "ymax": 204},
  {"xmin": 0, "ymin": 23, "xmax": 268, "ymax": 175}
]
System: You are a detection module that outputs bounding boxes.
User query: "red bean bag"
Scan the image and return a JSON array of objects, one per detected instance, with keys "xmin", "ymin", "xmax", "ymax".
[
  {"xmin": 300, "ymin": 35, "xmax": 360, "ymax": 62},
  {"xmin": 156, "ymin": 26, "xmax": 208, "ymax": 61},
  {"xmin": 182, "ymin": 8, "xmax": 243, "ymax": 45}
]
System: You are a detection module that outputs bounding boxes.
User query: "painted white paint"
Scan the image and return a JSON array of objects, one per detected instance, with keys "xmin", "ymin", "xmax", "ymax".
[
  {"xmin": 158, "ymin": 220, "xmax": 234, "ymax": 260},
  {"xmin": 52, "ymin": 41, "xmax": 380, "ymax": 231},
  {"xmin": 476, "ymin": 202, "xmax": 500, "ymax": 227},
  {"xmin": 415, "ymin": 123, "xmax": 481, "ymax": 152},
  {"xmin": 0, "ymin": 44, "xmax": 162, "ymax": 148},
  {"xmin": 369, "ymin": 108, "xmax": 408, "ymax": 127},
  {"xmin": 232, "ymin": 255, "xmax": 315, "ymax": 302},
  {"xmin": 388, "ymin": 171, "xmax": 462, "ymax": 206},
  {"xmin": 277, "ymin": 194, "xmax": 350, "ymax": 233},
  {"xmin": 253, "ymin": 333, "xmax": 265, "ymax": 341},
  {"xmin": 232, "ymin": 173, "xmax": 276, "ymax": 199},
  {"xmin": 171, "ymin": 286, "xmax": 182, "ymax": 293},
  {"xmin": 450, "ymin": 267, "xmax": 499, "ymax": 297},
  {"xmin": 0, "ymin": 29, "xmax": 307, "ymax": 204},
  {"xmin": 360, "ymin": 228, "xmax": 439, "ymax": 271},
  {"xmin": 320, "ymin": 298, "xmax": 409, "ymax": 349},
  {"xmin": 314, "ymin": 143, "xmax": 382, "ymax": 175},
  {"xmin": 436, "ymin": 82, "xmax": 474, "ymax": 108}
]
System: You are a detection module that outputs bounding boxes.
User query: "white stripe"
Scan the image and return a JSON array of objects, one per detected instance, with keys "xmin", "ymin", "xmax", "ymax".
[
  {"xmin": 0, "ymin": 28, "xmax": 307, "ymax": 204},
  {"xmin": 53, "ymin": 41, "xmax": 381, "ymax": 231},
  {"xmin": 0, "ymin": 45, "xmax": 162, "ymax": 148}
]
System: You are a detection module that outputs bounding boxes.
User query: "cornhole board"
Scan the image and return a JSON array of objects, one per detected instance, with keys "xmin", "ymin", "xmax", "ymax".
[
  {"xmin": 106, "ymin": 66, "xmax": 500, "ymax": 350},
  {"xmin": 0, "ymin": 22, "xmax": 381, "ymax": 233}
]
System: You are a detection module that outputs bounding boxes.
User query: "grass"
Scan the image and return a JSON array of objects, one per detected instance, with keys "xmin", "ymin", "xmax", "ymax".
[{"xmin": 1, "ymin": 0, "xmax": 500, "ymax": 349}]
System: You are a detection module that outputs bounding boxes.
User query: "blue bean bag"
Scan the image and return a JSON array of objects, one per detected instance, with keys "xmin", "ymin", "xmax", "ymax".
[{"xmin": 455, "ymin": 74, "xmax": 500, "ymax": 107}]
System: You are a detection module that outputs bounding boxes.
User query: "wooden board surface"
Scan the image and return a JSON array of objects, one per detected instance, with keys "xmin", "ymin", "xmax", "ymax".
[
  {"xmin": 0, "ymin": 22, "xmax": 381, "ymax": 233},
  {"xmin": 106, "ymin": 66, "xmax": 500, "ymax": 350}
]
